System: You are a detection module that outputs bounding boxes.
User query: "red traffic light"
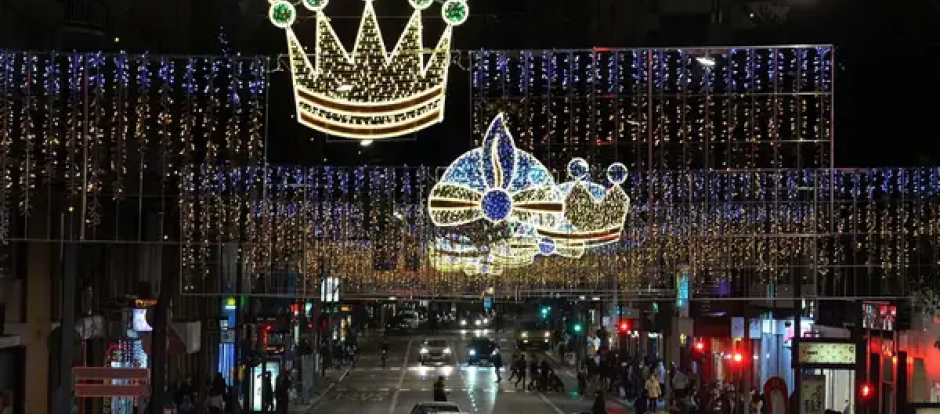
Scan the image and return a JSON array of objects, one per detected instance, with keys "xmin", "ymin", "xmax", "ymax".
[
  {"xmin": 860, "ymin": 383, "xmax": 873, "ymax": 398},
  {"xmin": 732, "ymin": 352, "xmax": 743, "ymax": 363},
  {"xmin": 618, "ymin": 320, "xmax": 630, "ymax": 333},
  {"xmin": 694, "ymin": 342, "xmax": 705, "ymax": 351}
]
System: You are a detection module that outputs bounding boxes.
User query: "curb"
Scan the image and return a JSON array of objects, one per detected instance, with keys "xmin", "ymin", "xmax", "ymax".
[{"xmin": 288, "ymin": 367, "xmax": 351, "ymax": 414}]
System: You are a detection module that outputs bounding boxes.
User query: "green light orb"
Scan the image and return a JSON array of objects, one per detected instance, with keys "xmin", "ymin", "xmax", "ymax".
[
  {"xmin": 269, "ymin": 1, "xmax": 296, "ymax": 29},
  {"xmin": 441, "ymin": 0, "xmax": 469, "ymax": 26}
]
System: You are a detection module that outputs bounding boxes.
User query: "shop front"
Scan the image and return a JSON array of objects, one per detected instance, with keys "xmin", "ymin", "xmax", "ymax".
[{"xmin": 0, "ymin": 335, "xmax": 24, "ymax": 414}]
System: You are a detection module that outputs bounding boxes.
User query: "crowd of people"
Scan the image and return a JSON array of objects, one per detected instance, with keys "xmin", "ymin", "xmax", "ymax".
[{"xmin": 170, "ymin": 370, "xmax": 293, "ymax": 414}]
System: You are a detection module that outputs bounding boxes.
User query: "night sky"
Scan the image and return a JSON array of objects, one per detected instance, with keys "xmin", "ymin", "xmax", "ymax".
[{"xmin": 247, "ymin": 0, "xmax": 940, "ymax": 168}]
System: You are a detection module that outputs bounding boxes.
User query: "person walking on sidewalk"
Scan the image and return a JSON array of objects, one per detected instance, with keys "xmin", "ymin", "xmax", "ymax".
[{"xmin": 492, "ymin": 347, "xmax": 504, "ymax": 382}]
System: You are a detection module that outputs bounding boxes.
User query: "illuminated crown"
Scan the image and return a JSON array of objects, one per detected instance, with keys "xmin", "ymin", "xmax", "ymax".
[
  {"xmin": 268, "ymin": 0, "xmax": 469, "ymax": 140},
  {"xmin": 537, "ymin": 159, "xmax": 631, "ymax": 248}
]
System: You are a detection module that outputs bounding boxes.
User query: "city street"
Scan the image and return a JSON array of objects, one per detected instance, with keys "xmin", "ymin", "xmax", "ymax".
[{"xmin": 303, "ymin": 333, "xmax": 630, "ymax": 414}]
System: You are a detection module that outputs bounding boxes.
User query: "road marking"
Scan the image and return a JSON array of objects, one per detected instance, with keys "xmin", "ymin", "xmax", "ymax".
[
  {"xmin": 388, "ymin": 337, "xmax": 413, "ymax": 414},
  {"xmin": 538, "ymin": 393, "xmax": 566, "ymax": 414}
]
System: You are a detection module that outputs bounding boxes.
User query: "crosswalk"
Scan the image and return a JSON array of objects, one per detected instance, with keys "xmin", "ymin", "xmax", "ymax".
[
  {"xmin": 344, "ymin": 365, "xmax": 505, "ymax": 372},
  {"xmin": 332, "ymin": 386, "xmax": 565, "ymax": 394}
]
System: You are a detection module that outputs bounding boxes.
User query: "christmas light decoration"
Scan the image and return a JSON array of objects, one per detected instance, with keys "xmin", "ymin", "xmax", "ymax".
[
  {"xmin": 428, "ymin": 113, "xmax": 562, "ymax": 227},
  {"xmin": 536, "ymin": 160, "xmax": 631, "ymax": 248},
  {"xmin": 272, "ymin": 0, "xmax": 466, "ymax": 140}
]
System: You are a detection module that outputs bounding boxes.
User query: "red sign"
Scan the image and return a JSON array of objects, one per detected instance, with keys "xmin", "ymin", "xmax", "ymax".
[
  {"xmin": 74, "ymin": 384, "xmax": 150, "ymax": 398},
  {"xmin": 74, "ymin": 367, "xmax": 150, "ymax": 381}
]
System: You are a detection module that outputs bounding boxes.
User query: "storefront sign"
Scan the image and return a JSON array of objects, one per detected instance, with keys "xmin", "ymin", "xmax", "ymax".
[
  {"xmin": 797, "ymin": 341, "xmax": 856, "ymax": 366},
  {"xmin": 862, "ymin": 302, "xmax": 896, "ymax": 331},
  {"xmin": 800, "ymin": 374, "xmax": 826, "ymax": 414}
]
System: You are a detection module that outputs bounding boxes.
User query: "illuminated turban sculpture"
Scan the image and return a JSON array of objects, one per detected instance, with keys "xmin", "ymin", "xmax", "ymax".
[{"xmin": 427, "ymin": 114, "xmax": 563, "ymax": 227}]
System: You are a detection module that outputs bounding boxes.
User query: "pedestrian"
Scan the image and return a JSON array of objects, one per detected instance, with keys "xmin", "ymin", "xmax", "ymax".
[
  {"xmin": 275, "ymin": 371, "xmax": 292, "ymax": 414},
  {"xmin": 492, "ymin": 347, "xmax": 503, "ymax": 382},
  {"xmin": 515, "ymin": 354, "xmax": 527, "ymax": 389},
  {"xmin": 591, "ymin": 390, "xmax": 606, "ymax": 414},
  {"xmin": 261, "ymin": 371, "xmax": 275, "ymax": 412},
  {"xmin": 577, "ymin": 367, "xmax": 587, "ymax": 398},
  {"xmin": 433, "ymin": 376, "xmax": 447, "ymax": 402},
  {"xmin": 646, "ymin": 374, "xmax": 662, "ymax": 411},
  {"xmin": 528, "ymin": 358, "xmax": 539, "ymax": 390},
  {"xmin": 207, "ymin": 372, "xmax": 227, "ymax": 413},
  {"xmin": 174, "ymin": 375, "xmax": 196, "ymax": 414},
  {"xmin": 508, "ymin": 354, "xmax": 519, "ymax": 381}
]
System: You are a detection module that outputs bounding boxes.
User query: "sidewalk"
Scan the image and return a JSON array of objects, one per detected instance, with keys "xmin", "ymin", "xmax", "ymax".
[{"xmin": 286, "ymin": 366, "xmax": 351, "ymax": 413}]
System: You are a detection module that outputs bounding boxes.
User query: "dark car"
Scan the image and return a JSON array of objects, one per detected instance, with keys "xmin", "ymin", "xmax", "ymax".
[
  {"xmin": 466, "ymin": 337, "xmax": 497, "ymax": 365},
  {"xmin": 385, "ymin": 317, "xmax": 410, "ymax": 335},
  {"xmin": 515, "ymin": 321, "xmax": 552, "ymax": 350}
]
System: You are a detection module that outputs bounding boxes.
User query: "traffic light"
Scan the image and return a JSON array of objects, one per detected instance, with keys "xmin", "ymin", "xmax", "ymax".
[
  {"xmin": 540, "ymin": 306, "xmax": 550, "ymax": 318},
  {"xmin": 860, "ymin": 382, "xmax": 874, "ymax": 400},
  {"xmin": 732, "ymin": 352, "xmax": 744, "ymax": 363},
  {"xmin": 572, "ymin": 322, "xmax": 583, "ymax": 334},
  {"xmin": 617, "ymin": 319, "xmax": 631, "ymax": 334},
  {"xmin": 691, "ymin": 341, "xmax": 706, "ymax": 361}
]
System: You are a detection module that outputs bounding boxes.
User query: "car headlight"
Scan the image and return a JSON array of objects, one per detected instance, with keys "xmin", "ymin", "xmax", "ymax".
[
  {"xmin": 444, "ymin": 348, "xmax": 451, "ymax": 354},
  {"xmin": 521, "ymin": 332, "xmax": 528, "ymax": 338},
  {"xmin": 420, "ymin": 348, "xmax": 428, "ymax": 354},
  {"xmin": 474, "ymin": 320, "xmax": 482, "ymax": 326},
  {"xmin": 469, "ymin": 349, "xmax": 476, "ymax": 356},
  {"xmin": 482, "ymin": 318, "xmax": 489, "ymax": 324},
  {"xmin": 544, "ymin": 332, "xmax": 551, "ymax": 338},
  {"xmin": 460, "ymin": 320, "xmax": 467, "ymax": 326}
]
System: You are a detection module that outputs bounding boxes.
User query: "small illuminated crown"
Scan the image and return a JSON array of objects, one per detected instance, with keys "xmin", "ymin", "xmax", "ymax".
[
  {"xmin": 268, "ymin": 0, "xmax": 469, "ymax": 140},
  {"xmin": 539, "ymin": 160, "xmax": 631, "ymax": 247}
]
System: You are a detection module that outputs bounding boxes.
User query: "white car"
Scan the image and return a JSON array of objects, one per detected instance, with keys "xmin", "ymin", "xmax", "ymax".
[
  {"xmin": 401, "ymin": 311, "xmax": 421, "ymax": 329},
  {"xmin": 410, "ymin": 401, "xmax": 462, "ymax": 413},
  {"xmin": 419, "ymin": 338, "xmax": 452, "ymax": 365},
  {"xmin": 458, "ymin": 314, "xmax": 490, "ymax": 328}
]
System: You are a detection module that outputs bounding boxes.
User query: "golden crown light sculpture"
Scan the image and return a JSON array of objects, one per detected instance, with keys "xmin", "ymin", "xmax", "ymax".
[
  {"xmin": 536, "ymin": 158, "xmax": 631, "ymax": 249},
  {"xmin": 268, "ymin": 0, "xmax": 468, "ymax": 140}
]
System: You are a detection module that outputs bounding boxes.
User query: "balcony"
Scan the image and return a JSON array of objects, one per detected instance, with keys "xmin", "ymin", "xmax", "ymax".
[{"xmin": 62, "ymin": 0, "xmax": 110, "ymax": 35}]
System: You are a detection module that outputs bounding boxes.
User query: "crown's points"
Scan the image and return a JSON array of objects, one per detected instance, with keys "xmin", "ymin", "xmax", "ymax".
[{"xmin": 563, "ymin": 182, "xmax": 630, "ymax": 233}]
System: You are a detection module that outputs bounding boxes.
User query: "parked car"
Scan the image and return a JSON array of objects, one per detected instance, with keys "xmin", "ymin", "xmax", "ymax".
[
  {"xmin": 401, "ymin": 310, "xmax": 422, "ymax": 329},
  {"xmin": 385, "ymin": 317, "xmax": 410, "ymax": 335}
]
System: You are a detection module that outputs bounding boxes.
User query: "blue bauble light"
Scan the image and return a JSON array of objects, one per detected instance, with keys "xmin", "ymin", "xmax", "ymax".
[
  {"xmin": 480, "ymin": 189, "xmax": 512, "ymax": 222},
  {"xmin": 607, "ymin": 162, "xmax": 628, "ymax": 185},
  {"xmin": 538, "ymin": 237, "xmax": 556, "ymax": 255},
  {"xmin": 567, "ymin": 158, "xmax": 590, "ymax": 181}
]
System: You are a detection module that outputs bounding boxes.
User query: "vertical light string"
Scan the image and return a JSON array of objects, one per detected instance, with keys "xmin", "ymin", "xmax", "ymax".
[
  {"xmin": 111, "ymin": 53, "xmax": 129, "ymax": 200},
  {"xmin": 85, "ymin": 53, "xmax": 105, "ymax": 228},
  {"xmin": 0, "ymin": 53, "xmax": 12, "ymax": 252},
  {"xmin": 18, "ymin": 54, "xmax": 36, "ymax": 215},
  {"xmin": 42, "ymin": 54, "xmax": 61, "ymax": 185}
]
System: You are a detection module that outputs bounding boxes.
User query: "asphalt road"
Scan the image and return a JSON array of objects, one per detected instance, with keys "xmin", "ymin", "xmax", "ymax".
[{"xmin": 303, "ymin": 331, "xmax": 630, "ymax": 414}]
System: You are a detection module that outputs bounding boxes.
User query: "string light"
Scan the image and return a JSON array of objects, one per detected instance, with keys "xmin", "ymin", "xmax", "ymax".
[{"xmin": 274, "ymin": 0, "xmax": 464, "ymax": 140}]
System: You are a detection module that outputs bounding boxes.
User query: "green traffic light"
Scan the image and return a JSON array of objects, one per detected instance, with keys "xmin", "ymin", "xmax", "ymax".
[{"xmin": 573, "ymin": 324, "xmax": 583, "ymax": 333}]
